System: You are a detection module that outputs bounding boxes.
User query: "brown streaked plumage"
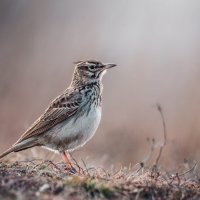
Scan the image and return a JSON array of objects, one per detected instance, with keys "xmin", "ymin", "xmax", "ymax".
[{"xmin": 0, "ymin": 60, "xmax": 116, "ymax": 169}]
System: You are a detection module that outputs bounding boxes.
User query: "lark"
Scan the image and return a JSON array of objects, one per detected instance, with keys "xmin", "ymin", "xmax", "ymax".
[{"xmin": 0, "ymin": 60, "xmax": 116, "ymax": 169}]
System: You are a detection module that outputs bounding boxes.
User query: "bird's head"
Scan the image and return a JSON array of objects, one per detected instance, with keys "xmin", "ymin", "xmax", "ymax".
[{"xmin": 72, "ymin": 60, "xmax": 116, "ymax": 85}]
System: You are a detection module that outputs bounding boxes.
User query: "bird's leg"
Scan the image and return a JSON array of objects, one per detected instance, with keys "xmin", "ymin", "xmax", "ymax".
[
  {"xmin": 61, "ymin": 151, "xmax": 78, "ymax": 174},
  {"xmin": 61, "ymin": 151, "xmax": 74, "ymax": 169}
]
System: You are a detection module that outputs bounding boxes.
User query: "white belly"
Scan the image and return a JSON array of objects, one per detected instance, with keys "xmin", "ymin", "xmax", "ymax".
[{"xmin": 43, "ymin": 105, "xmax": 102, "ymax": 152}]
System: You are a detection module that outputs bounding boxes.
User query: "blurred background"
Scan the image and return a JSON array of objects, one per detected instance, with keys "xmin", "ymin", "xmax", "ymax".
[{"xmin": 0, "ymin": 0, "xmax": 200, "ymax": 168}]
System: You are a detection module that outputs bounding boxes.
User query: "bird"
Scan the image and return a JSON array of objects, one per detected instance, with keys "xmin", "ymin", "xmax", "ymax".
[{"xmin": 0, "ymin": 60, "xmax": 116, "ymax": 169}]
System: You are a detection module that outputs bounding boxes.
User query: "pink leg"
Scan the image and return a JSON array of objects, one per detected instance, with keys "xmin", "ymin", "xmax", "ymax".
[{"xmin": 61, "ymin": 151, "xmax": 73, "ymax": 169}]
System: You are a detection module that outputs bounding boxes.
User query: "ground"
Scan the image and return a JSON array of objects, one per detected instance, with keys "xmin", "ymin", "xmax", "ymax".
[{"xmin": 0, "ymin": 160, "xmax": 200, "ymax": 200}]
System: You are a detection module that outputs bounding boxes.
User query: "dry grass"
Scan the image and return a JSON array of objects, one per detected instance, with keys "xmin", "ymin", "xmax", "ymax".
[{"xmin": 0, "ymin": 158, "xmax": 200, "ymax": 200}]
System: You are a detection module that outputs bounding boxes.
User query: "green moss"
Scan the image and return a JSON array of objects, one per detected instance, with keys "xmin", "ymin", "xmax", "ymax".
[
  {"xmin": 82, "ymin": 179, "xmax": 114, "ymax": 198},
  {"xmin": 38, "ymin": 164, "xmax": 47, "ymax": 170},
  {"xmin": 99, "ymin": 185, "xmax": 114, "ymax": 198},
  {"xmin": 83, "ymin": 180, "xmax": 96, "ymax": 192}
]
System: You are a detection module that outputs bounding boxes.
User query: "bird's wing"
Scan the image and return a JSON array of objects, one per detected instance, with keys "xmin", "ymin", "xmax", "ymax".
[{"xmin": 16, "ymin": 87, "xmax": 90, "ymax": 144}]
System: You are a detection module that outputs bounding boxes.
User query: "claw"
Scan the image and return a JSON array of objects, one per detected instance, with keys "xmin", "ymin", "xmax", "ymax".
[{"xmin": 65, "ymin": 166, "xmax": 77, "ymax": 174}]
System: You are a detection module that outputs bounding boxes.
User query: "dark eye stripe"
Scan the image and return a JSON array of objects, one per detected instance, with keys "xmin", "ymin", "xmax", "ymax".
[{"xmin": 81, "ymin": 65, "xmax": 88, "ymax": 69}]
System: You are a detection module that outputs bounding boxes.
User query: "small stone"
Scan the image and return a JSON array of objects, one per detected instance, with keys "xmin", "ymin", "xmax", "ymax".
[{"xmin": 39, "ymin": 183, "xmax": 51, "ymax": 193}]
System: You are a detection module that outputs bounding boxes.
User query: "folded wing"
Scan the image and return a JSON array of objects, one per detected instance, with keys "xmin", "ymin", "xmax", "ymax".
[{"xmin": 15, "ymin": 87, "xmax": 90, "ymax": 144}]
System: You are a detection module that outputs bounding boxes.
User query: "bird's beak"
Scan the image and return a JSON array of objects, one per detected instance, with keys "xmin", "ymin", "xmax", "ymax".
[{"xmin": 104, "ymin": 63, "xmax": 117, "ymax": 69}]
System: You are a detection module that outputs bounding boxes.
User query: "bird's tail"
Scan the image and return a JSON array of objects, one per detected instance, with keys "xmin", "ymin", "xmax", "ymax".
[
  {"xmin": 0, "ymin": 147, "xmax": 15, "ymax": 159},
  {"xmin": 0, "ymin": 138, "xmax": 39, "ymax": 159}
]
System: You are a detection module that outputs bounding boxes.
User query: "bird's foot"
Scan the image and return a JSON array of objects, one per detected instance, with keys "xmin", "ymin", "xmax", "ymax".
[{"xmin": 64, "ymin": 166, "xmax": 78, "ymax": 174}]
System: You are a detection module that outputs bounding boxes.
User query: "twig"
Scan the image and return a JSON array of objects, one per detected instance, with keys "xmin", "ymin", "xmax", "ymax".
[
  {"xmin": 45, "ymin": 160, "xmax": 62, "ymax": 172},
  {"xmin": 142, "ymin": 138, "xmax": 156, "ymax": 165},
  {"xmin": 127, "ymin": 162, "xmax": 144, "ymax": 180},
  {"xmin": 70, "ymin": 157, "xmax": 84, "ymax": 175},
  {"xmin": 177, "ymin": 161, "xmax": 198, "ymax": 177},
  {"xmin": 95, "ymin": 166, "xmax": 110, "ymax": 180},
  {"xmin": 154, "ymin": 103, "xmax": 167, "ymax": 166},
  {"xmin": 81, "ymin": 158, "xmax": 90, "ymax": 175}
]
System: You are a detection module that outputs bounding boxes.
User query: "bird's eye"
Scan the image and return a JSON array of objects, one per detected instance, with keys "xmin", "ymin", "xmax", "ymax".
[{"xmin": 90, "ymin": 65, "xmax": 95, "ymax": 70}]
